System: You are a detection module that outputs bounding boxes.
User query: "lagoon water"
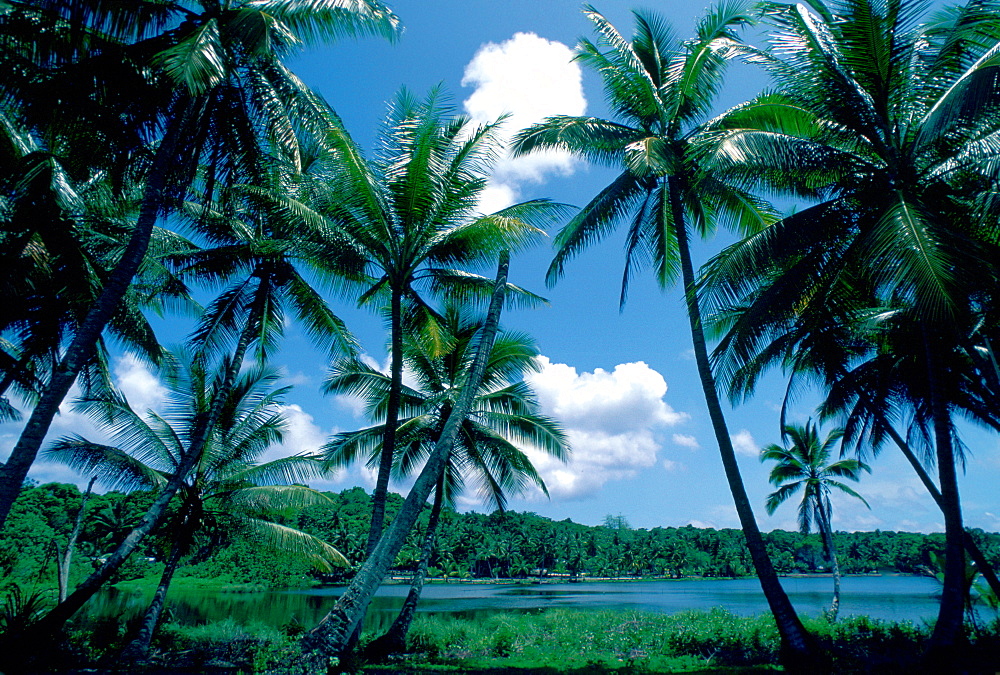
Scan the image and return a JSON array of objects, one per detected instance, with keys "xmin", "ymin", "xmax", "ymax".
[{"xmin": 84, "ymin": 575, "xmax": 943, "ymax": 631}]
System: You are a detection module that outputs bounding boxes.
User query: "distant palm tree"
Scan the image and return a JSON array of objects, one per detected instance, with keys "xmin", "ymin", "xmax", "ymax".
[
  {"xmin": 761, "ymin": 421, "xmax": 869, "ymax": 620},
  {"xmin": 45, "ymin": 359, "xmax": 345, "ymax": 660},
  {"xmin": 323, "ymin": 303, "xmax": 567, "ymax": 653},
  {"xmin": 312, "ymin": 88, "xmax": 564, "ymax": 556},
  {"xmin": 511, "ymin": 4, "xmax": 814, "ymax": 658}
]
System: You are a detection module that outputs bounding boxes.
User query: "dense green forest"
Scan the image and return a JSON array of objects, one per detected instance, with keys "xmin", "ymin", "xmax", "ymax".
[{"xmin": 7, "ymin": 482, "xmax": 999, "ymax": 591}]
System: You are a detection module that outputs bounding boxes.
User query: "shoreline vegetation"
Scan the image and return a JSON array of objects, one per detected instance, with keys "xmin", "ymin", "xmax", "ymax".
[
  {"xmin": 11, "ymin": 483, "xmax": 998, "ymax": 601},
  {"xmin": 39, "ymin": 606, "xmax": 1000, "ymax": 673},
  {"xmin": 114, "ymin": 571, "xmax": 916, "ymax": 593},
  {"xmin": 8, "ymin": 482, "xmax": 998, "ymax": 670}
]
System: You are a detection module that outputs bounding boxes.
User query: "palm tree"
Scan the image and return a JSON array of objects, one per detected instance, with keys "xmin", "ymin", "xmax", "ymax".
[
  {"xmin": 761, "ymin": 421, "xmax": 869, "ymax": 620},
  {"xmin": 44, "ymin": 358, "xmax": 346, "ymax": 660},
  {"xmin": 303, "ymin": 251, "xmax": 512, "ymax": 659},
  {"xmin": 0, "ymin": 0, "xmax": 400, "ymax": 529},
  {"xmin": 312, "ymin": 88, "xmax": 564, "ymax": 556},
  {"xmin": 29, "ymin": 164, "xmax": 365, "ymax": 637},
  {"xmin": 511, "ymin": 4, "xmax": 815, "ymax": 658},
  {"xmin": 699, "ymin": 0, "xmax": 1000, "ymax": 652},
  {"xmin": 0, "ymin": 113, "xmax": 191, "ymax": 425},
  {"xmin": 708, "ymin": 263, "xmax": 1000, "ymax": 602},
  {"xmin": 323, "ymin": 303, "xmax": 568, "ymax": 653}
]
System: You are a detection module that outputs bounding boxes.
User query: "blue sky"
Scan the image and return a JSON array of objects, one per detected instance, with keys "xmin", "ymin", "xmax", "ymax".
[{"xmin": 5, "ymin": 0, "xmax": 999, "ymax": 535}]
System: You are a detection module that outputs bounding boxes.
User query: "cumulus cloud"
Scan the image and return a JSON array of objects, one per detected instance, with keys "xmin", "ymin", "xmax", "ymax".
[
  {"xmin": 461, "ymin": 32, "xmax": 586, "ymax": 209},
  {"xmin": 672, "ymin": 433, "xmax": 700, "ymax": 450},
  {"xmin": 730, "ymin": 429, "xmax": 759, "ymax": 457},
  {"xmin": 662, "ymin": 459, "xmax": 684, "ymax": 472},
  {"xmin": 521, "ymin": 357, "xmax": 688, "ymax": 500},
  {"xmin": 114, "ymin": 354, "xmax": 168, "ymax": 415}
]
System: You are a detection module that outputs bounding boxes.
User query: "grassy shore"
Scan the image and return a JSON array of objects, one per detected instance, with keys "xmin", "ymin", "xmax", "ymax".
[{"xmin": 24, "ymin": 606, "xmax": 994, "ymax": 673}]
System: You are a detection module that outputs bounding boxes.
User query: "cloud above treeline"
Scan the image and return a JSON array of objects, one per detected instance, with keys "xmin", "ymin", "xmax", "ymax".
[
  {"xmin": 461, "ymin": 32, "xmax": 586, "ymax": 213},
  {"xmin": 522, "ymin": 356, "xmax": 689, "ymax": 500}
]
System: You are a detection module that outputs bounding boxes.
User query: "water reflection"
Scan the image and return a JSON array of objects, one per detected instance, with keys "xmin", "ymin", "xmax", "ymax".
[{"xmin": 81, "ymin": 576, "xmax": 942, "ymax": 631}]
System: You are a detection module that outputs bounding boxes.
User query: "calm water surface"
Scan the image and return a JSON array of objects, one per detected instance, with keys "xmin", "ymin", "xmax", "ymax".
[{"xmin": 84, "ymin": 575, "xmax": 941, "ymax": 631}]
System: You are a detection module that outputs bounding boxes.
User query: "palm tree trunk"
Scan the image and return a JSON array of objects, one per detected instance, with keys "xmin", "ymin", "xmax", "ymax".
[
  {"xmin": 668, "ymin": 178, "xmax": 812, "ymax": 661},
  {"xmin": 368, "ymin": 474, "xmax": 445, "ymax": 657},
  {"xmin": 815, "ymin": 498, "xmax": 841, "ymax": 620},
  {"xmin": 880, "ymin": 419, "xmax": 1000, "ymax": 601},
  {"xmin": 57, "ymin": 476, "xmax": 96, "ymax": 603},
  {"xmin": 0, "ymin": 108, "xmax": 189, "ymax": 529},
  {"xmin": 303, "ymin": 252, "xmax": 510, "ymax": 660},
  {"xmin": 923, "ymin": 335, "xmax": 967, "ymax": 657},
  {"xmin": 368, "ymin": 287, "xmax": 404, "ymax": 557},
  {"xmin": 120, "ymin": 531, "xmax": 186, "ymax": 662},
  {"xmin": 28, "ymin": 277, "xmax": 266, "ymax": 636}
]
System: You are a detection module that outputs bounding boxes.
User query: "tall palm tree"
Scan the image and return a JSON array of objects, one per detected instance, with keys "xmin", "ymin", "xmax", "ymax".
[
  {"xmin": 0, "ymin": 0, "xmax": 400, "ymax": 529},
  {"xmin": 699, "ymin": 0, "xmax": 1000, "ymax": 652},
  {"xmin": 511, "ymin": 4, "xmax": 815, "ymax": 658},
  {"xmin": 761, "ymin": 420, "xmax": 869, "ymax": 620},
  {"xmin": 44, "ymin": 359, "xmax": 345, "ymax": 660},
  {"xmin": 323, "ymin": 303, "xmax": 568, "ymax": 653},
  {"xmin": 312, "ymin": 88, "xmax": 564, "ymax": 556},
  {"xmin": 304, "ymin": 251, "xmax": 512, "ymax": 659}
]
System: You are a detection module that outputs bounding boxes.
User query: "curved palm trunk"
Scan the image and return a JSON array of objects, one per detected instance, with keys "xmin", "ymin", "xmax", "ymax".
[
  {"xmin": 368, "ymin": 475, "xmax": 445, "ymax": 657},
  {"xmin": 120, "ymin": 529, "xmax": 187, "ymax": 662},
  {"xmin": 29, "ymin": 280, "xmax": 266, "ymax": 636},
  {"xmin": 815, "ymin": 498, "xmax": 841, "ymax": 620},
  {"xmin": 880, "ymin": 420, "xmax": 1000, "ymax": 601},
  {"xmin": 303, "ymin": 252, "xmax": 509, "ymax": 660},
  {"xmin": 56, "ymin": 476, "xmax": 96, "ymax": 603},
  {"xmin": 368, "ymin": 287, "xmax": 404, "ymax": 556},
  {"xmin": 668, "ymin": 178, "xmax": 812, "ymax": 660},
  {"xmin": 924, "ymin": 336, "xmax": 967, "ymax": 657},
  {"xmin": 0, "ymin": 110, "xmax": 189, "ymax": 529}
]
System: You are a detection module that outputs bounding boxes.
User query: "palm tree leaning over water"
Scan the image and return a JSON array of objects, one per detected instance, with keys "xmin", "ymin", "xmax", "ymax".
[
  {"xmin": 699, "ymin": 0, "xmax": 1000, "ymax": 654},
  {"xmin": 761, "ymin": 421, "xmax": 869, "ymax": 621},
  {"xmin": 511, "ymin": 4, "xmax": 814, "ymax": 660},
  {"xmin": 44, "ymin": 359, "xmax": 345, "ymax": 661},
  {"xmin": 312, "ymin": 89, "xmax": 565, "ymax": 558},
  {"xmin": 304, "ymin": 251, "xmax": 513, "ymax": 659},
  {"xmin": 323, "ymin": 304, "xmax": 568, "ymax": 654},
  {"xmin": 0, "ymin": 0, "xmax": 400, "ymax": 530}
]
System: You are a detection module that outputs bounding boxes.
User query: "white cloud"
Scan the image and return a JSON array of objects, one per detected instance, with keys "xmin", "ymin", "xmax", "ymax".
[
  {"xmin": 521, "ymin": 356, "xmax": 688, "ymax": 500},
  {"xmin": 462, "ymin": 32, "xmax": 586, "ymax": 209},
  {"xmin": 672, "ymin": 433, "xmax": 700, "ymax": 450},
  {"xmin": 662, "ymin": 459, "xmax": 684, "ymax": 472},
  {"xmin": 115, "ymin": 354, "xmax": 168, "ymax": 415},
  {"xmin": 271, "ymin": 405, "xmax": 328, "ymax": 459},
  {"xmin": 730, "ymin": 429, "xmax": 759, "ymax": 457}
]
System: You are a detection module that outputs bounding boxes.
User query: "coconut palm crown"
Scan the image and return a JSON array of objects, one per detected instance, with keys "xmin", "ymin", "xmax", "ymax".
[{"xmin": 510, "ymin": 3, "xmax": 815, "ymax": 658}]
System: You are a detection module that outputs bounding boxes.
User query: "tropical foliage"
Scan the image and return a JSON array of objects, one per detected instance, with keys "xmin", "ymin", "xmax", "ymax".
[
  {"xmin": 4, "ymin": 0, "xmax": 1000, "ymax": 670},
  {"xmin": 702, "ymin": 0, "xmax": 1000, "ymax": 652},
  {"xmin": 44, "ymin": 358, "xmax": 345, "ymax": 658}
]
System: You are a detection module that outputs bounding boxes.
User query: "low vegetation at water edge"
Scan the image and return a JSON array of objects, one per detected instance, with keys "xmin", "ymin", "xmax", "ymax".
[{"xmin": 10, "ymin": 608, "xmax": 1000, "ymax": 673}]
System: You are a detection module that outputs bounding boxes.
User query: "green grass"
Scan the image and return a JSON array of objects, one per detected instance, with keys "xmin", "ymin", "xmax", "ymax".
[
  {"xmin": 387, "ymin": 608, "xmax": 1000, "ymax": 674},
  {"xmin": 14, "ymin": 605, "xmax": 1000, "ymax": 673}
]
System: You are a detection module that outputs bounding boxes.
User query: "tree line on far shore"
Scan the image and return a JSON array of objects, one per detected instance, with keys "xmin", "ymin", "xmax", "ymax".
[{"xmin": 6, "ymin": 482, "xmax": 999, "ymax": 590}]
